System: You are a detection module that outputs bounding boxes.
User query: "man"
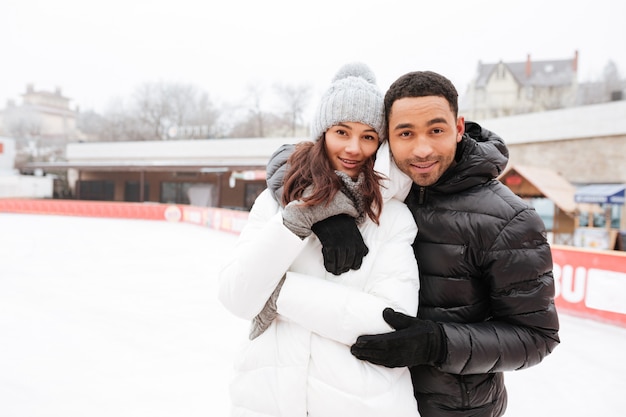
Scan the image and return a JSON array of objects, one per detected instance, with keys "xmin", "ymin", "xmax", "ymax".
[{"xmin": 266, "ymin": 70, "xmax": 560, "ymax": 417}]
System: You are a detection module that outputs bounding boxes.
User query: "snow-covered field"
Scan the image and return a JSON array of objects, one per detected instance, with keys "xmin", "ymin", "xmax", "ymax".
[{"xmin": 1, "ymin": 213, "xmax": 624, "ymax": 417}]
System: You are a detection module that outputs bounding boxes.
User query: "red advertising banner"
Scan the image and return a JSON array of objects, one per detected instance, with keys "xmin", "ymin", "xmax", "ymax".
[
  {"xmin": 552, "ymin": 245, "xmax": 626, "ymax": 327},
  {"xmin": 0, "ymin": 198, "xmax": 181, "ymax": 220}
]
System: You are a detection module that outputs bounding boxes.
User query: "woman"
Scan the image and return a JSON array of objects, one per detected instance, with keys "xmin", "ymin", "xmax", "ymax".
[{"xmin": 218, "ymin": 63, "xmax": 420, "ymax": 417}]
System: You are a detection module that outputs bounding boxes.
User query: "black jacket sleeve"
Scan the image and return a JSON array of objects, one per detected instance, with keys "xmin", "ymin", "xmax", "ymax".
[{"xmin": 439, "ymin": 207, "xmax": 560, "ymax": 375}]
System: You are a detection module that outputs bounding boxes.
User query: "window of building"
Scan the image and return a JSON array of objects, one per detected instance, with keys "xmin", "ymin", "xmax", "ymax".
[
  {"xmin": 244, "ymin": 182, "xmax": 266, "ymax": 209},
  {"xmin": 578, "ymin": 204, "xmax": 621, "ymax": 229},
  {"xmin": 124, "ymin": 181, "xmax": 150, "ymax": 202},
  {"xmin": 530, "ymin": 198, "xmax": 554, "ymax": 231},
  {"xmin": 77, "ymin": 180, "xmax": 115, "ymax": 201},
  {"xmin": 160, "ymin": 182, "xmax": 194, "ymax": 204}
]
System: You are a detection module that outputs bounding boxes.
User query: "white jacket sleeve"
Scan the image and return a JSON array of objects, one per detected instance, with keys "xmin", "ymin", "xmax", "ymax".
[
  {"xmin": 276, "ymin": 200, "xmax": 420, "ymax": 346},
  {"xmin": 218, "ymin": 189, "xmax": 308, "ymax": 320}
]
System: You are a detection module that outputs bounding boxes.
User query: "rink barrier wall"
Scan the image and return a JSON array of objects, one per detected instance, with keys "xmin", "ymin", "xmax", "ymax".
[
  {"xmin": 0, "ymin": 198, "xmax": 249, "ymax": 235},
  {"xmin": 2, "ymin": 198, "xmax": 625, "ymax": 328},
  {"xmin": 551, "ymin": 245, "xmax": 626, "ymax": 328}
]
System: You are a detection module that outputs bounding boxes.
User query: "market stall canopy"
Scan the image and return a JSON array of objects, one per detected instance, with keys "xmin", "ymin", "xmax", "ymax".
[
  {"xmin": 499, "ymin": 164, "xmax": 579, "ymax": 214},
  {"xmin": 574, "ymin": 184, "xmax": 625, "ymax": 205}
]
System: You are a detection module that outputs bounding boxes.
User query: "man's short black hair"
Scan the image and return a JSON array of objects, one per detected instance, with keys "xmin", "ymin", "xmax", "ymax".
[{"xmin": 384, "ymin": 71, "xmax": 459, "ymax": 122}]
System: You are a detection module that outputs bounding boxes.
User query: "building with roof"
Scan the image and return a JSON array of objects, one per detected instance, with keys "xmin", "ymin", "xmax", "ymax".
[
  {"xmin": 484, "ymin": 100, "xmax": 626, "ymax": 246},
  {"xmin": 478, "ymin": 100, "xmax": 626, "ymax": 185},
  {"xmin": 21, "ymin": 137, "xmax": 304, "ymax": 210},
  {"xmin": 0, "ymin": 84, "xmax": 81, "ymax": 138},
  {"xmin": 0, "ymin": 84, "xmax": 84, "ymax": 165},
  {"xmin": 462, "ymin": 52, "xmax": 579, "ymax": 119}
]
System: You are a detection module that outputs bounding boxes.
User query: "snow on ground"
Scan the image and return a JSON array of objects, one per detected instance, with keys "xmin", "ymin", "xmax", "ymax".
[{"xmin": 1, "ymin": 213, "xmax": 625, "ymax": 416}]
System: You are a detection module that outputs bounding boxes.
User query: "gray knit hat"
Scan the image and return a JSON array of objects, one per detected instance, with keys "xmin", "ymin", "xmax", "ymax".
[{"xmin": 310, "ymin": 62, "xmax": 384, "ymax": 141}]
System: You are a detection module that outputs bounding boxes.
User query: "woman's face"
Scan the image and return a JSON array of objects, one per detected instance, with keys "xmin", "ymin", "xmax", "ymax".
[{"xmin": 324, "ymin": 122, "xmax": 379, "ymax": 179}]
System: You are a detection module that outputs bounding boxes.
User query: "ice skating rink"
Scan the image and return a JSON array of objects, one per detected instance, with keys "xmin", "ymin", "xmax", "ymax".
[{"xmin": 1, "ymin": 213, "xmax": 624, "ymax": 416}]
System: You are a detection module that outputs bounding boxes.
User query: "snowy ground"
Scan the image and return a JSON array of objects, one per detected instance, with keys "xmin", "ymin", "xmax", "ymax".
[{"xmin": 1, "ymin": 213, "xmax": 624, "ymax": 417}]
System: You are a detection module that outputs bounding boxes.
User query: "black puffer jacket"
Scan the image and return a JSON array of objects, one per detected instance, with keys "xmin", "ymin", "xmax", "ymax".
[
  {"xmin": 408, "ymin": 121, "xmax": 560, "ymax": 417},
  {"xmin": 264, "ymin": 122, "xmax": 560, "ymax": 417}
]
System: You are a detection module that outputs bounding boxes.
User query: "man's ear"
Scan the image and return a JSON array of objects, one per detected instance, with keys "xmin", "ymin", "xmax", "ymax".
[{"xmin": 456, "ymin": 116, "xmax": 465, "ymax": 143}]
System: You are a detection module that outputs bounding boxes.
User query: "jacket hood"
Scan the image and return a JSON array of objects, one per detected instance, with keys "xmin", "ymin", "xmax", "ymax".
[{"xmin": 431, "ymin": 121, "xmax": 509, "ymax": 194}]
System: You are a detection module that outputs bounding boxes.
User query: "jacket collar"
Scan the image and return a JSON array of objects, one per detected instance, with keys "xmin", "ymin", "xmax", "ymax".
[{"xmin": 429, "ymin": 121, "xmax": 509, "ymax": 194}]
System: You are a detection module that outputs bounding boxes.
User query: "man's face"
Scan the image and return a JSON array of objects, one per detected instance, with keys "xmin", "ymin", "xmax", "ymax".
[{"xmin": 387, "ymin": 96, "xmax": 464, "ymax": 187}]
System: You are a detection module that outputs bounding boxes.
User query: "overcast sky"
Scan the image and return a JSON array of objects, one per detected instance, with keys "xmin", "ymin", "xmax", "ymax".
[{"xmin": 2, "ymin": 0, "xmax": 625, "ymax": 115}]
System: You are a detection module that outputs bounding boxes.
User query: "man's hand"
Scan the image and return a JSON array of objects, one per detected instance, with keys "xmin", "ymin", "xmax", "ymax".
[
  {"xmin": 350, "ymin": 308, "xmax": 446, "ymax": 368},
  {"xmin": 311, "ymin": 214, "xmax": 368, "ymax": 275}
]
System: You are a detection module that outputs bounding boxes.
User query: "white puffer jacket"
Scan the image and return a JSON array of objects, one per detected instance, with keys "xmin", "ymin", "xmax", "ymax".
[{"xmin": 218, "ymin": 180, "xmax": 420, "ymax": 417}]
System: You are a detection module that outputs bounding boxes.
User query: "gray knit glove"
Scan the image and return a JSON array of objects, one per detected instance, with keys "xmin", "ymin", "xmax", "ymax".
[
  {"xmin": 282, "ymin": 183, "xmax": 361, "ymax": 239},
  {"xmin": 249, "ymin": 276, "xmax": 286, "ymax": 340},
  {"xmin": 335, "ymin": 171, "xmax": 366, "ymax": 223}
]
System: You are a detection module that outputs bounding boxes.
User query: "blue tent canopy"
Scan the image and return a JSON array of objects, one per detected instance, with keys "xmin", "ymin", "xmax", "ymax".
[{"xmin": 574, "ymin": 184, "xmax": 625, "ymax": 205}]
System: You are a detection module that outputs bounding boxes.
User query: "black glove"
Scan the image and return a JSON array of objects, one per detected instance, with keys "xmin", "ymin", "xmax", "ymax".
[
  {"xmin": 350, "ymin": 308, "xmax": 446, "ymax": 368},
  {"xmin": 311, "ymin": 214, "xmax": 368, "ymax": 276}
]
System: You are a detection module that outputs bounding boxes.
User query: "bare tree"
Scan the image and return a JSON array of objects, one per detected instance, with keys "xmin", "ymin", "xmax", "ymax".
[
  {"xmin": 273, "ymin": 82, "xmax": 311, "ymax": 137},
  {"xmin": 91, "ymin": 97, "xmax": 150, "ymax": 141},
  {"xmin": 79, "ymin": 82, "xmax": 224, "ymax": 141},
  {"xmin": 158, "ymin": 83, "xmax": 220, "ymax": 138},
  {"xmin": 3, "ymin": 106, "xmax": 42, "ymax": 139},
  {"xmin": 246, "ymin": 82, "xmax": 266, "ymax": 137},
  {"xmin": 226, "ymin": 81, "xmax": 304, "ymax": 138},
  {"xmin": 3, "ymin": 106, "xmax": 45, "ymax": 164},
  {"xmin": 188, "ymin": 90, "xmax": 223, "ymax": 138},
  {"xmin": 132, "ymin": 82, "xmax": 172, "ymax": 140},
  {"xmin": 77, "ymin": 110, "xmax": 107, "ymax": 141},
  {"xmin": 228, "ymin": 109, "xmax": 283, "ymax": 138},
  {"xmin": 577, "ymin": 60, "xmax": 625, "ymax": 105},
  {"xmin": 228, "ymin": 82, "xmax": 282, "ymax": 138},
  {"xmin": 129, "ymin": 81, "xmax": 222, "ymax": 140},
  {"xmin": 602, "ymin": 60, "xmax": 623, "ymax": 100}
]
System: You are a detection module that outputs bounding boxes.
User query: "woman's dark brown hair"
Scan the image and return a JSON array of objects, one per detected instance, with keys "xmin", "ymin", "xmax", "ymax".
[{"xmin": 281, "ymin": 136, "xmax": 383, "ymax": 224}]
